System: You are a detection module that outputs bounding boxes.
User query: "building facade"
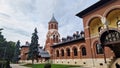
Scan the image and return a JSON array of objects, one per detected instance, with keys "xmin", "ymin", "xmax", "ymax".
[
  {"xmin": 45, "ymin": 0, "xmax": 120, "ymax": 68},
  {"xmin": 76, "ymin": 0, "xmax": 120, "ymax": 68},
  {"xmin": 20, "ymin": 41, "xmax": 29, "ymax": 61}
]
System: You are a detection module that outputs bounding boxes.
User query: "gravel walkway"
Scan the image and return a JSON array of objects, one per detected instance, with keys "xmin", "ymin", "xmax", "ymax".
[{"xmin": 10, "ymin": 64, "xmax": 30, "ymax": 68}]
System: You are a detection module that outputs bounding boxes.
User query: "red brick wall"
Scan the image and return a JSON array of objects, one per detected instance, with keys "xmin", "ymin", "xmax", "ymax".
[
  {"xmin": 53, "ymin": 41, "xmax": 88, "ymax": 59},
  {"xmin": 20, "ymin": 47, "xmax": 29, "ymax": 60},
  {"xmin": 82, "ymin": 0, "xmax": 120, "ymax": 59}
]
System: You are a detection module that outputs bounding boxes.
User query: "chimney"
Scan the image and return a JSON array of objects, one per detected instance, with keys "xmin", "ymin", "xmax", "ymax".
[
  {"xmin": 73, "ymin": 33, "xmax": 76, "ymax": 39},
  {"xmin": 76, "ymin": 31, "xmax": 79, "ymax": 35},
  {"xmin": 80, "ymin": 31, "xmax": 85, "ymax": 38},
  {"xmin": 62, "ymin": 37, "xmax": 66, "ymax": 42},
  {"xmin": 25, "ymin": 41, "xmax": 29, "ymax": 46}
]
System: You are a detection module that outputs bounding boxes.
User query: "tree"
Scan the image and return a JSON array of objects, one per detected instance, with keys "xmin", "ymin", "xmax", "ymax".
[
  {"xmin": 28, "ymin": 28, "xmax": 39, "ymax": 64},
  {"xmin": 0, "ymin": 29, "xmax": 15, "ymax": 67},
  {"xmin": 13, "ymin": 40, "xmax": 20, "ymax": 63},
  {"xmin": 0, "ymin": 30, "xmax": 16, "ymax": 60},
  {"xmin": 0, "ymin": 31, "xmax": 7, "ymax": 60},
  {"xmin": 5, "ymin": 41, "xmax": 16, "ymax": 61}
]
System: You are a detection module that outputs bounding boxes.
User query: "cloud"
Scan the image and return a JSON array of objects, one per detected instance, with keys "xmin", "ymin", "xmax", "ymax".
[
  {"xmin": 53, "ymin": 0, "xmax": 99, "ymax": 38},
  {"xmin": 0, "ymin": 12, "xmax": 11, "ymax": 18},
  {"xmin": 0, "ymin": 0, "xmax": 99, "ymax": 47},
  {"xmin": 3, "ymin": 26, "xmax": 30, "ymax": 37}
]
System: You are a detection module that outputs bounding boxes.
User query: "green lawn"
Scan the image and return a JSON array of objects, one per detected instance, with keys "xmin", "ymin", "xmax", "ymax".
[{"xmin": 23, "ymin": 63, "xmax": 81, "ymax": 68}]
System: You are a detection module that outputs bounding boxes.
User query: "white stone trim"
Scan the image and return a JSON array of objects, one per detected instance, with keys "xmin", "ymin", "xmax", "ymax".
[
  {"xmin": 85, "ymin": 37, "xmax": 90, "ymax": 40},
  {"xmin": 84, "ymin": 26, "xmax": 89, "ymax": 29},
  {"xmin": 52, "ymin": 58, "xmax": 111, "ymax": 68},
  {"xmin": 90, "ymin": 35, "xmax": 99, "ymax": 38}
]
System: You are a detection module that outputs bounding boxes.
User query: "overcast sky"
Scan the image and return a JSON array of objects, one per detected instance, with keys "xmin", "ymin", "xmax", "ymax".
[{"xmin": 0, "ymin": 0, "xmax": 99, "ymax": 46}]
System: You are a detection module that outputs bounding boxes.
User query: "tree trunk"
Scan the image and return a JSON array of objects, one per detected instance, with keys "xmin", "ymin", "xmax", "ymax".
[
  {"xmin": 32, "ymin": 59, "xmax": 34, "ymax": 64},
  {"xmin": 36, "ymin": 56, "xmax": 39, "ymax": 63}
]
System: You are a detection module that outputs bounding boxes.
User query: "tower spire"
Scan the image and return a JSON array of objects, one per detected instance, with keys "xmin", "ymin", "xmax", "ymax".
[{"xmin": 49, "ymin": 14, "xmax": 57, "ymax": 23}]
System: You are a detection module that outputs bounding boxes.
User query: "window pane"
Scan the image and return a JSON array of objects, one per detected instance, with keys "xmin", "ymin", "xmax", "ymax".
[
  {"xmin": 56, "ymin": 50, "xmax": 59, "ymax": 57},
  {"xmin": 61, "ymin": 50, "xmax": 64, "ymax": 56},
  {"xmin": 67, "ymin": 49, "xmax": 70, "ymax": 56},
  {"xmin": 74, "ymin": 48, "xmax": 78, "ymax": 56},
  {"xmin": 96, "ymin": 44, "xmax": 103, "ymax": 54},
  {"xmin": 82, "ymin": 47, "xmax": 86, "ymax": 56}
]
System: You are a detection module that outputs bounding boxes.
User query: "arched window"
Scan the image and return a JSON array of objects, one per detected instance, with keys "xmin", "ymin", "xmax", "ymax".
[
  {"xmin": 51, "ymin": 24, "xmax": 53, "ymax": 29},
  {"xmin": 54, "ymin": 24, "xmax": 56, "ymax": 29},
  {"xmin": 56, "ymin": 50, "xmax": 59, "ymax": 57},
  {"xmin": 96, "ymin": 43, "xmax": 103, "ymax": 54},
  {"xmin": 61, "ymin": 49, "xmax": 64, "ymax": 56},
  {"xmin": 53, "ymin": 24, "xmax": 55, "ymax": 29},
  {"xmin": 53, "ymin": 35, "xmax": 56, "ymax": 42},
  {"xmin": 81, "ymin": 47, "xmax": 86, "ymax": 56},
  {"xmin": 56, "ymin": 35, "xmax": 58, "ymax": 43},
  {"xmin": 66, "ymin": 48, "xmax": 70, "ymax": 56},
  {"xmin": 73, "ymin": 47, "xmax": 78, "ymax": 56}
]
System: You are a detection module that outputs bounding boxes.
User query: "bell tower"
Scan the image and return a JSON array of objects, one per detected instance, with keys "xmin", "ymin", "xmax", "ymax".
[{"xmin": 45, "ymin": 15, "xmax": 60, "ymax": 57}]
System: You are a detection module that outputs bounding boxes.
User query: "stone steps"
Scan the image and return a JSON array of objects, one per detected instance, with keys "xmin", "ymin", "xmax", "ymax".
[{"xmin": 110, "ymin": 58, "xmax": 120, "ymax": 68}]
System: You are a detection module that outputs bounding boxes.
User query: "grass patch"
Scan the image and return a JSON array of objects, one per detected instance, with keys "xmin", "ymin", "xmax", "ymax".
[{"xmin": 23, "ymin": 63, "xmax": 81, "ymax": 68}]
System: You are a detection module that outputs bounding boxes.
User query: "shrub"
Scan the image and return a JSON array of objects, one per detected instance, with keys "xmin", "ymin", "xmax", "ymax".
[
  {"xmin": 0, "ymin": 60, "xmax": 6, "ymax": 68},
  {"xmin": 44, "ymin": 63, "xmax": 51, "ymax": 68},
  {"xmin": 6, "ymin": 61, "xmax": 11, "ymax": 68}
]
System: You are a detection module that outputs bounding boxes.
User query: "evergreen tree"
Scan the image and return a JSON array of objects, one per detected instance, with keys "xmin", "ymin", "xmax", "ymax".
[
  {"xmin": 0, "ymin": 31, "xmax": 6, "ymax": 68},
  {"xmin": 13, "ymin": 40, "xmax": 20, "ymax": 63},
  {"xmin": 0, "ymin": 29, "xmax": 15, "ymax": 67},
  {"xmin": 6, "ymin": 41, "xmax": 15, "ymax": 61},
  {"xmin": 28, "ymin": 28, "xmax": 39, "ymax": 64}
]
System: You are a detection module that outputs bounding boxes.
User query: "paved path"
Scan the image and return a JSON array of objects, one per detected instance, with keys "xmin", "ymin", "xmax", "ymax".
[{"xmin": 10, "ymin": 64, "xmax": 30, "ymax": 68}]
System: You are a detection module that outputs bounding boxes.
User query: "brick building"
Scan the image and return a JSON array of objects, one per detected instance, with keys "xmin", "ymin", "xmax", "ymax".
[
  {"xmin": 45, "ymin": 0, "xmax": 120, "ymax": 68},
  {"xmin": 20, "ymin": 41, "xmax": 29, "ymax": 61},
  {"xmin": 20, "ymin": 42, "xmax": 50, "ymax": 63}
]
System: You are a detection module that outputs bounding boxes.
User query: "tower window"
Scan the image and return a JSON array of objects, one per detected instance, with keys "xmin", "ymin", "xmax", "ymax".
[
  {"xmin": 56, "ymin": 35, "xmax": 58, "ymax": 42},
  {"xmin": 55, "ymin": 24, "xmax": 57, "ymax": 29},
  {"xmin": 53, "ymin": 35, "xmax": 55, "ymax": 42},
  {"xmin": 53, "ymin": 24, "xmax": 56, "ymax": 29},
  {"xmin": 51, "ymin": 24, "xmax": 53, "ymax": 29}
]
